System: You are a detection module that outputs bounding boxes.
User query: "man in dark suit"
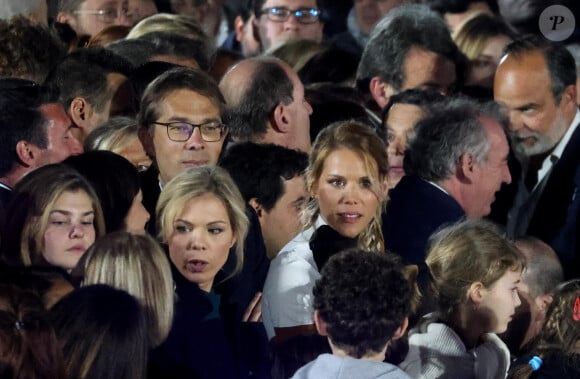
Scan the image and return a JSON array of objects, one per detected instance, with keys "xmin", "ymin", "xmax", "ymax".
[
  {"xmin": 137, "ymin": 67, "xmax": 270, "ymax": 328},
  {"xmin": 383, "ymin": 98, "xmax": 512, "ymax": 269},
  {"xmin": 493, "ymin": 35, "xmax": 580, "ymax": 279}
]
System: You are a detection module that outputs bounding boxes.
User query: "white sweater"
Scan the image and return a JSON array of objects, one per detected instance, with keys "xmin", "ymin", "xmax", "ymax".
[{"xmin": 399, "ymin": 313, "xmax": 511, "ymax": 379}]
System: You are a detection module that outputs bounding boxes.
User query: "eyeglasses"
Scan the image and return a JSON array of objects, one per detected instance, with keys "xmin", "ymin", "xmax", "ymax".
[
  {"xmin": 152, "ymin": 121, "xmax": 226, "ymax": 142},
  {"xmin": 73, "ymin": 6, "xmax": 131, "ymax": 23},
  {"xmin": 259, "ymin": 7, "xmax": 321, "ymax": 24}
]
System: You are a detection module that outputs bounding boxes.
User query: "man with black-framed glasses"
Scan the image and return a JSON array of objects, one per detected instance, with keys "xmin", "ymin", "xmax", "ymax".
[
  {"xmin": 56, "ymin": 0, "xmax": 133, "ymax": 38},
  {"xmin": 251, "ymin": 0, "xmax": 324, "ymax": 52}
]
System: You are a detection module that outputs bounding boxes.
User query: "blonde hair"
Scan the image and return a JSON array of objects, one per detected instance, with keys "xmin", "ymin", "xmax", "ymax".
[
  {"xmin": 126, "ymin": 13, "xmax": 208, "ymax": 41},
  {"xmin": 452, "ymin": 12, "xmax": 518, "ymax": 61},
  {"xmin": 79, "ymin": 231, "xmax": 174, "ymax": 347},
  {"xmin": 156, "ymin": 166, "xmax": 248, "ymax": 277},
  {"xmin": 304, "ymin": 120, "xmax": 388, "ymax": 252},
  {"xmin": 2, "ymin": 164, "xmax": 105, "ymax": 268},
  {"xmin": 426, "ymin": 219, "xmax": 525, "ymax": 318},
  {"xmin": 84, "ymin": 116, "xmax": 140, "ymax": 155}
]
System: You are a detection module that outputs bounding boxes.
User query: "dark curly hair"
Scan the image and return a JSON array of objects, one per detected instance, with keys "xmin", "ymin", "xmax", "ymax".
[{"xmin": 313, "ymin": 249, "xmax": 411, "ymax": 358}]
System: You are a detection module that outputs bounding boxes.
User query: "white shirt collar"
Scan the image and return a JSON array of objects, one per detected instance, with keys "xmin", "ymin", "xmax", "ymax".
[{"xmin": 537, "ymin": 109, "xmax": 580, "ymax": 183}]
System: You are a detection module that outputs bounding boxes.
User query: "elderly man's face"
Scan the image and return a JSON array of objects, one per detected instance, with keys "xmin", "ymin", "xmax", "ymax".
[
  {"xmin": 463, "ymin": 117, "xmax": 511, "ymax": 219},
  {"xmin": 254, "ymin": 0, "xmax": 323, "ymax": 52},
  {"xmin": 494, "ymin": 51, "xmax": 575, "ymax": 159}
]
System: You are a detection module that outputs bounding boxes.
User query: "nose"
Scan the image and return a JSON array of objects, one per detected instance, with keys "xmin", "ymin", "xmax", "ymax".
[
  {"xmin": 69, "ymin": 223, "xmax": 86, "ymax": 238},
  {"xmin": 305, "ymin": 100, "xmax": 313, "ymax": 115},
  {"xmin": 503, "ymin": 164, "xmax": 512, "ymax": 185},
  {"xmin": 508, "ymin": 111, "xmax": 523, "ymax": 132},
  {"xmin": 342, "ymin": 182, "xmax": 361, "ymax": 204},
  {"xmin": 117, "ymin": 10, "xmax": 133, "ymax": 27},
  {"xmin": 284, "ymin": 14, "xmax": 301, "ymax": 30},
  {"xmin": 184, "ymin": 127, "xmax": 205, "ymax": 150},
  {"xmin": 185, "ymin": 229, "xmax": 207, "ymax": 250}
]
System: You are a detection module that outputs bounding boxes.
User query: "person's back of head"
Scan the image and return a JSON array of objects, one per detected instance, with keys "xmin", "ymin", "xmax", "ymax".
[
  {"xmin": 0, "ymin": 284, "xmax": 64, "ymax": 379},
  {"xmin": 138, "ymin": 31, "xmax": 211, "ymax": 70},
  {"xmin": 45, "ymin": 47, "xmax": 133, "ymax": 116},
  {"xmin": 220, "ymin": 57, "xmax": 294, "ymax": 142},
  {"xmin": 0, "ymin": 16, "xmax": 66, "ymax": 83},
  {"xmin": 75, "ymin": 231, "xmax": 174, "ymax": 348},
  {"xmin": 49, "ymin": 284, "xmax": 148, "ymax": 379},
  {"xmin": 105, "ymin": 38, "xmax": 158, "ymax": 67},
  {"xmin": 63, "ymin": 150, "xmax": 141, "ymax": 233},
  {"xmin": 313, "ymin": 249, "xmax": 411, "ymax": 359}
]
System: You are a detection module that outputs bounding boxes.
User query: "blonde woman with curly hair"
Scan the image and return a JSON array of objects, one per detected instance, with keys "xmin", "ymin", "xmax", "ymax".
[{"xmin": 262, "ymin": 120, "xmax": 388, "ymax": 341}]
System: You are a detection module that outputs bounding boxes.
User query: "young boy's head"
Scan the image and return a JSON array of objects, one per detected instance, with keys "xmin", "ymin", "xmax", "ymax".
[{"xmin": 313, "ymin": 249, "xmax": 411, "ymax": 359}]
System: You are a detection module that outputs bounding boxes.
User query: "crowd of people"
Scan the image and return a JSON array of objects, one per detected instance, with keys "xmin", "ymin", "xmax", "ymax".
[{"xmin": 0, "ymin": 0, "xmax": 580, "ymax": 378}]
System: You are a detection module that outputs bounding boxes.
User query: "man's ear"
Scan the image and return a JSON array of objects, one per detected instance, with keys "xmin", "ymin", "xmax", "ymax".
[
  {"xmin": 314, "ymin": 310, "xmax": 328, "ymax": 336},
  {"xmin": 392, "ymin": 317, "xmax": 409, "ymax": 340},
  {"xmin": 271, "ymin": 103, "xmax": 290, "ymax": 133},
  {"xmin": 468, "ymin": 281, "xmax": 486, "ymax": 304},
  {"xmin": 15, "ymin": 140, "xmax": 38, "ymax": 167},
  {"xmin": 56, "ymin": 11, "xmax": 75, "ymax": 27},
  {"xmin": 248, "ymin": 198, "xmax": 263, "ymax": 218},
  {"xmin": 234, "ymin": 15, "xmax": 245, "ymax": 43},
  {"xmin": 69, "ymin": 97, "xmax": 92, "ymax": 128},
  {"xmin": 562, "ymin": 84, "xmax": 577, "ymax": 110},
  {"xmin": 138, "ymin": 126, "xmax": 156, "ymax": 159},
  {"xmin": 369, "ymin": 76, "xmax": 396, "ymax": 109},
  {"xmin": 458, "ymin": 152, "xmax": 475, "ymax": 181}
]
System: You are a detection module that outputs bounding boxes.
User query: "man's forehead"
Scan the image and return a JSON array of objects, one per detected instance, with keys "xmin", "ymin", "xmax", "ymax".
[
  {"xmin": 81, "ymin": 0, "xmax": 127, "ymax": 8},
  {"xmin": 261, "ymin": 0, "xmax": 319, "ymax": 9}
]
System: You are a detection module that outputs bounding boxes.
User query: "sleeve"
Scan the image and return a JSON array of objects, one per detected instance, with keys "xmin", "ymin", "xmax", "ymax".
[{"xmin": 261, "ymin": 245, "xmax": 320, "ymax": 340}]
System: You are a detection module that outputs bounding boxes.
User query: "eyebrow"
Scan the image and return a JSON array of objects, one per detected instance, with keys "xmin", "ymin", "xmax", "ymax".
[
  {"xmin": 175, "ymin": 219, "xmax": 228, "ymax": 225},
  {"xmin": 49, "ymin": 210, "xmax": 94, "ymax": 216},
  {"xmin": 166, "ymin": 116, "xmax": 221, "ymax": 124}
]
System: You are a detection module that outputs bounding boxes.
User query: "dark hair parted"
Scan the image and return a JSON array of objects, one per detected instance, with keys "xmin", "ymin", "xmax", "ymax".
[
  {"xmin": 45, "ymin": 47, "xmax": 133, "ymax": 112},
  {"xmin": 222, "ymin": 59, "xmax": 294, "ymax": 141},
  {"xmin": 0, "ymin": 79, "xmax": 57, "ymax": 177},
  {"xmin": 404, "ymin": 97, "xmax": 508, "ymax": 182},
  {"xmin": 63, "ymin": 151, "xmax": 140, "ymax": 233},
  {"xmin": 138, "ymin": 67, "xmax": 225, "ymax": 133},
  {"xmin": 378, "ymin": 88, "xmax": 445, "ymax": 142},
  {"xmin": 504, "ymin": 34, "xmax": 577, "ymax": 103},
  {"xmin": 313, "ymin": 249, "xmax": 411, "ymax": 358},
  {"xmin": 426, "ymin": 219, "xmax": 525, "ymax": 319},
  {"xmin": 49, "ymin": 285, "xmax": 148, "ymax": 379},
  {"xmin": 356, "ymin": 4, "xmax": 462, "ymax": 93},
  {"xmin": 220, "ymin": 142, "xmax": 308, "ymax": 211},
  {"xmin": 0, "ymin": 284, "xmax": 64, "ymax": 379}
]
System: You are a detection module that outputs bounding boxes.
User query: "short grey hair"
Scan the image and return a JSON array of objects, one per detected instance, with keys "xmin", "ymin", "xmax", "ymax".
[
  {"xmin": 355, "ymin": 3, "xmax": 460, "ymax": 94},
  {"xmin": 404, "ymin": 97, "xmax": 508, "ymax": 182}
]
